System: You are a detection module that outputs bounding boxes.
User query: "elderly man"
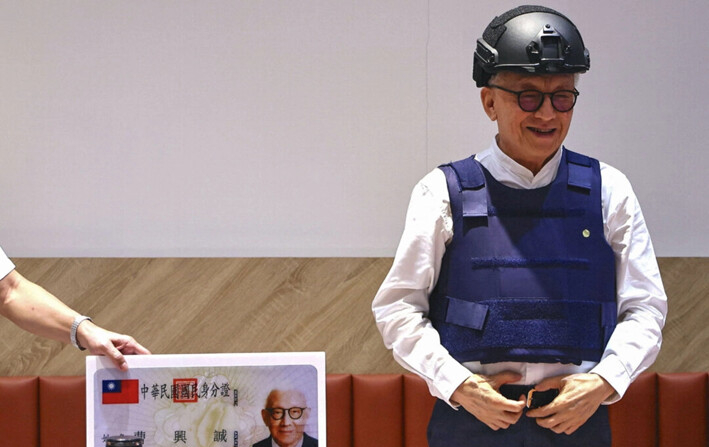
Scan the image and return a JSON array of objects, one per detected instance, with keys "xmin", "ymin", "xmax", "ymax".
[
  {"xmin": 255, "ymin": 388, "xmax": 318, "ymax": 447},
  {"xmin": 372, "ymin": 5, "xmax": 666, "ymax": 446},
  {"xmin": 0, "ymin": 245, "xmax": 149, "ymax": 371}
]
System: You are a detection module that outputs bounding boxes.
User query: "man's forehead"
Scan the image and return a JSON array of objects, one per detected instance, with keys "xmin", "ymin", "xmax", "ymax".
[
  {"xmin": 269, "ymin": 389, "xmax": 307, "ymax": 406},
  {"xmin": 494, "ymin": 71, "xmax": 576, "ymax": 88}
]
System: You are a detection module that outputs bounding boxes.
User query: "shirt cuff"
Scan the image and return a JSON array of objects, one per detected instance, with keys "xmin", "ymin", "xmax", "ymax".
[{"xmin": 590, "ymin": 354, "xmax": 631, "ymax": 404}]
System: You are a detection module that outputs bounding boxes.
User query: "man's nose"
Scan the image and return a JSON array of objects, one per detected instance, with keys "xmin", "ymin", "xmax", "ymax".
[
  {"xmin": 534, "ymin": 94, "xmax": 556, "ymax": 119},
  {"xmin": 279, "ymin": 414, "xmax": 295, "ymax": 425}
]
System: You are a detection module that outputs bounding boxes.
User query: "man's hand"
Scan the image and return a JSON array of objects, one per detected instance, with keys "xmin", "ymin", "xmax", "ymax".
[
  {"xmin": 450, "ymin": 371, "xmax": 526, "ymax": 431},
  {"xmin": 526, "ymin": 373, "xmax": 614, "ymax": 435},
  {"xmin": 77, "ymin": 321, "xmax": 151, "ymax": 371}
]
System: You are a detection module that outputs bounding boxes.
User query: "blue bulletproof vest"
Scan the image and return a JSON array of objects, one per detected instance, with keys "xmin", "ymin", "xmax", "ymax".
[{"xmin": 428, "ymin": 149, "xmax": 617, "ymax": 365}]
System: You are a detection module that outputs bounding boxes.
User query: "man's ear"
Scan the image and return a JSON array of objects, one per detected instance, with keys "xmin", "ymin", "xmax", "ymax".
[
  {"xmin": 261, "ymin": 409, "xmax": 270, "ymax": 425},
  {"xmin": 481, "ymin": 87, "xmax": 497, "ymax": 121}
]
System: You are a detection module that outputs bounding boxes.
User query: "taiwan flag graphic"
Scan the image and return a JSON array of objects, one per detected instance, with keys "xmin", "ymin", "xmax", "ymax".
[{"xmin": 102, "ymin": 379, "xmax": 139, "ymax": 404}]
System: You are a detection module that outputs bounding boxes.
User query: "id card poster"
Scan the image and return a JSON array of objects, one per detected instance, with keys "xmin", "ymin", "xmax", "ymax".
[{"xmin": 86, "ymin": 352, "xmax": 326, "ymax": 447}]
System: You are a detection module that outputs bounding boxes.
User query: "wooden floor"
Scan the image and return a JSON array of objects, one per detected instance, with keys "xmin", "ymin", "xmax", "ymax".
[{"xmin": 0, "ymin": 257, "xmax": 706, "ymax": 376}]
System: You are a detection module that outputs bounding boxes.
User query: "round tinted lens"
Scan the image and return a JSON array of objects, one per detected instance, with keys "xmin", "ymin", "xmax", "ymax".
[
  {"xmin": 552, "ymin": 91, "xmax": 576, "ymax": 112},
  {"xmin": 518, "ymin": 91, "xmax": 543, "ymax": 112},
  {"xmin": 288, "ymin": 408, "xmax": 303, "ymax": 419},
  {"xmin": 269, "ymin": 408, "xmax": 285, "ymax": 419}
]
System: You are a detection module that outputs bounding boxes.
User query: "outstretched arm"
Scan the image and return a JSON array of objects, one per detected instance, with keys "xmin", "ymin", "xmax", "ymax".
[{"xmin": 0, "ymin": 269, "xmax": 150, "ymax": 370}]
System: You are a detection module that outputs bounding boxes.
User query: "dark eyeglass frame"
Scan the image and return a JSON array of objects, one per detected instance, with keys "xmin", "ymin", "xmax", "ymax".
[
  {"xmin": 265, "ymin": 407, "xmax": 308, "ymax": 420},
  {"xmin": 487, "ymin": 84, "xmax": 580, "ymax": 112}
]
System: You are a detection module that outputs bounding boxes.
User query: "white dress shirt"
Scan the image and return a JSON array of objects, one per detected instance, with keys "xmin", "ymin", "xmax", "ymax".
[
  {"xmin": 372, "ymin": 138, "xmax": 667, "ymax": 406},
  {"xmin": 0, "ymin": 245, "xmax": 16, "ymax": 280},
  {"xmin": 269, "ymin": 439, "xmax": 303, "ymax": 447}
]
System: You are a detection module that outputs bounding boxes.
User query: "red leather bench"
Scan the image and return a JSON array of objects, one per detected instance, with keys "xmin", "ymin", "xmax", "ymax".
[{"xmin": 1, "ymin": 373, "xmax": 706, "ymax": 446}]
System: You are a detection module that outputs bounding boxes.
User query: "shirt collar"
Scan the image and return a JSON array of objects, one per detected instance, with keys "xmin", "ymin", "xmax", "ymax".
[
  {"xmin": 271, "ymin": 437, "xmax": 304, "ymax": 447},
  {"xmin": 482, "ymin": 136, "xmax": 563, "ymax": 189}
]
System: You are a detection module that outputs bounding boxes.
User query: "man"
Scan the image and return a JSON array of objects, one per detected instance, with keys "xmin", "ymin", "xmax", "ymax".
[
  {"xmin": 255, "ymin": 388, "xmax": 318, "ymax": 447},
  {"xmin": 372, "ymin": 5, "xmax": 667, "ymax": 446},
  {"xmin": 0, "ymin": 245, "xmax": 150, "ymax": 371}
]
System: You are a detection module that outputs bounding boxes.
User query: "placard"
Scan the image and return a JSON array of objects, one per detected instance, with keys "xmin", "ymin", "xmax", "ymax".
[{"xmin": 86, "ymin": 352, "xmax": 326, "ymax": 447}]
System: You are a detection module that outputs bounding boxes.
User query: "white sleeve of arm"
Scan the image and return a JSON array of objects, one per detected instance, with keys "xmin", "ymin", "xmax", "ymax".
[
  {"xmin": 591, "ymin": 166, "xmax": 668, "ymax": 403},
  {"xmin": 372, "ymin": 169, "xmax": 472, "ymax": 404},
  {"xmin": 0, "ymin": 246, "xmax": 16, "ymax": 280}
]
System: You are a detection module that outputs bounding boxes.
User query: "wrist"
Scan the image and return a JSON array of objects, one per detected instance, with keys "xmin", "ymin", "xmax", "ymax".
[
  {"xmin": 452, "ymin": 374, "xmax": 481, "ymax": 401},
  {"xmin": 591, "ymin": 373, "xmax": 615, "ymax": 402},
  {"xmin": 70, "ymin": 315, "xmax": 92, "ymax": 350}
]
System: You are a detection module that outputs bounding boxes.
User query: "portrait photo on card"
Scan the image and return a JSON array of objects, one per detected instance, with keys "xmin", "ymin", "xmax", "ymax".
[{"xmin": 87, "ymin": 352, "xmax": 325, "ymax": 447}]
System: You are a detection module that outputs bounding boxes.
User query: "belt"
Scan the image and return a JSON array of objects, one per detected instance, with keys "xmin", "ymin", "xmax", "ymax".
[
  {"xmin": 499, "ymin": 384, "xmax": 535, "ymax": 401},
  {"xmin": 500, "ymin": 384, "xmax": 560, "ymax": 408}
]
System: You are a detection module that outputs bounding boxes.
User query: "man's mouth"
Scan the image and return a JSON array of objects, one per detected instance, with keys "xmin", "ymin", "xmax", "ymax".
[{"xmin": 529, "ymin": 127, "xmax": 556, "ymax": 135}]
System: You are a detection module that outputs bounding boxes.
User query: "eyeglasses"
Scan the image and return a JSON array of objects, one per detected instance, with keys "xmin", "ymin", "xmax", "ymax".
[
  {"xmin": 487, "ymin": 84, "xmax": 579, "ymax": 112},
  {"xmin": 265, "ymin": 407, "xmax": 308, "ymax": 420}
]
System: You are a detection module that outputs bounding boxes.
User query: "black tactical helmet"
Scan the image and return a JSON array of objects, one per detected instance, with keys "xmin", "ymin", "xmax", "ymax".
[{"xmin": 473, "ymin": 5, "xmax": 590, "ymax": 87}]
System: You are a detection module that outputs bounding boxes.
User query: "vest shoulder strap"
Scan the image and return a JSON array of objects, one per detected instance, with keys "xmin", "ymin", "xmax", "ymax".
[
  {"xmin": 441, "ymin": 156, "xmax": 485, "ymax": 190},
  {"xmin": 565, "ymin": 148, "xmax": 596, "ymax": 191},
  {"xmin": 440, "ymin": 156, "xmax": 488, "ymax": 217}
]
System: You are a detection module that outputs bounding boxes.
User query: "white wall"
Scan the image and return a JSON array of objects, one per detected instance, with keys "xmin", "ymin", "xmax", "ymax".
[{"xmin": 1, "ymin": 0, "xmax": 706, "ymax": 257}]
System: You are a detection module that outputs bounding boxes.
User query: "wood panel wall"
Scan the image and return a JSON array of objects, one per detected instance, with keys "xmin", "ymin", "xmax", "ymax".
[{"xmin": 0, "ymin": 257, "xmax": 706, "ymax": 376}]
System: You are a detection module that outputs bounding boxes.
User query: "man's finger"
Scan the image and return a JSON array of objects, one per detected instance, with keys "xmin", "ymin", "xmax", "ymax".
[
  {"xmin": 534, "ymin": 375, "xmax": 564, "ymax": 391},
  {"xmin": 487, "ymin": 371, "xmax": 523, "ymax": 390},
  {"xmin": 526, "ymin": 402, "xmax": 557, "ymax": 418},
  {"xmin": 104, "ymin": 344, "xmax": 128, "ymax": 371},
  {"xmin": 127, "ymin": 341, "xmax": 151, "ymax": 355},
  {"xmin": 496, "ymin": 396, "xmax": 526, "ymax": 413}
]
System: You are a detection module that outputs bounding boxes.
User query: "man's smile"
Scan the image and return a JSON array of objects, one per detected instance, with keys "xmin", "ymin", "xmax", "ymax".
[{"xmin": 528, "ymin": 127, "xmax": 556, "ymax": 135}]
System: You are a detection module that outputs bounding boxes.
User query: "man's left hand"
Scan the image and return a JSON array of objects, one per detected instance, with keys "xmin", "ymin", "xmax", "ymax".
[{"xmin": 525, "ymin": 373, "xmax": 614, "ymax": 435}]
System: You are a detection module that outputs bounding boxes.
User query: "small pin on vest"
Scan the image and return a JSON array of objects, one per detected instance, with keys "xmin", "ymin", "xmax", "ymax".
[{"xmin": 582, "ymin": 229, "xmax": 591, "ymax": 238}]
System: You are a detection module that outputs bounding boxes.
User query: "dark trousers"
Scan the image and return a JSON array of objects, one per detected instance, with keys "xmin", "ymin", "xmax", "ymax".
[{"xmin": 427, "ymin": 385, "xmax": 611, "ymax": 447}]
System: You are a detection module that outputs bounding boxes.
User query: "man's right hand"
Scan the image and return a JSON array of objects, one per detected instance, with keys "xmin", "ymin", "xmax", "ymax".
[{"xmin": 450, "ymin": 371, "xmax": 526, "ymax": 431}]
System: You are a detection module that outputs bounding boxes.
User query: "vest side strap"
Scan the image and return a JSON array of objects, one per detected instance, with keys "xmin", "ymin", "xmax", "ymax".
[
  {"xmin": 445, "ymin": 297, "xmax": 488, "ymax": 331},
  {"xmin": 601, "ymin": 301, "xmax": 618, "ymax": 344}
]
